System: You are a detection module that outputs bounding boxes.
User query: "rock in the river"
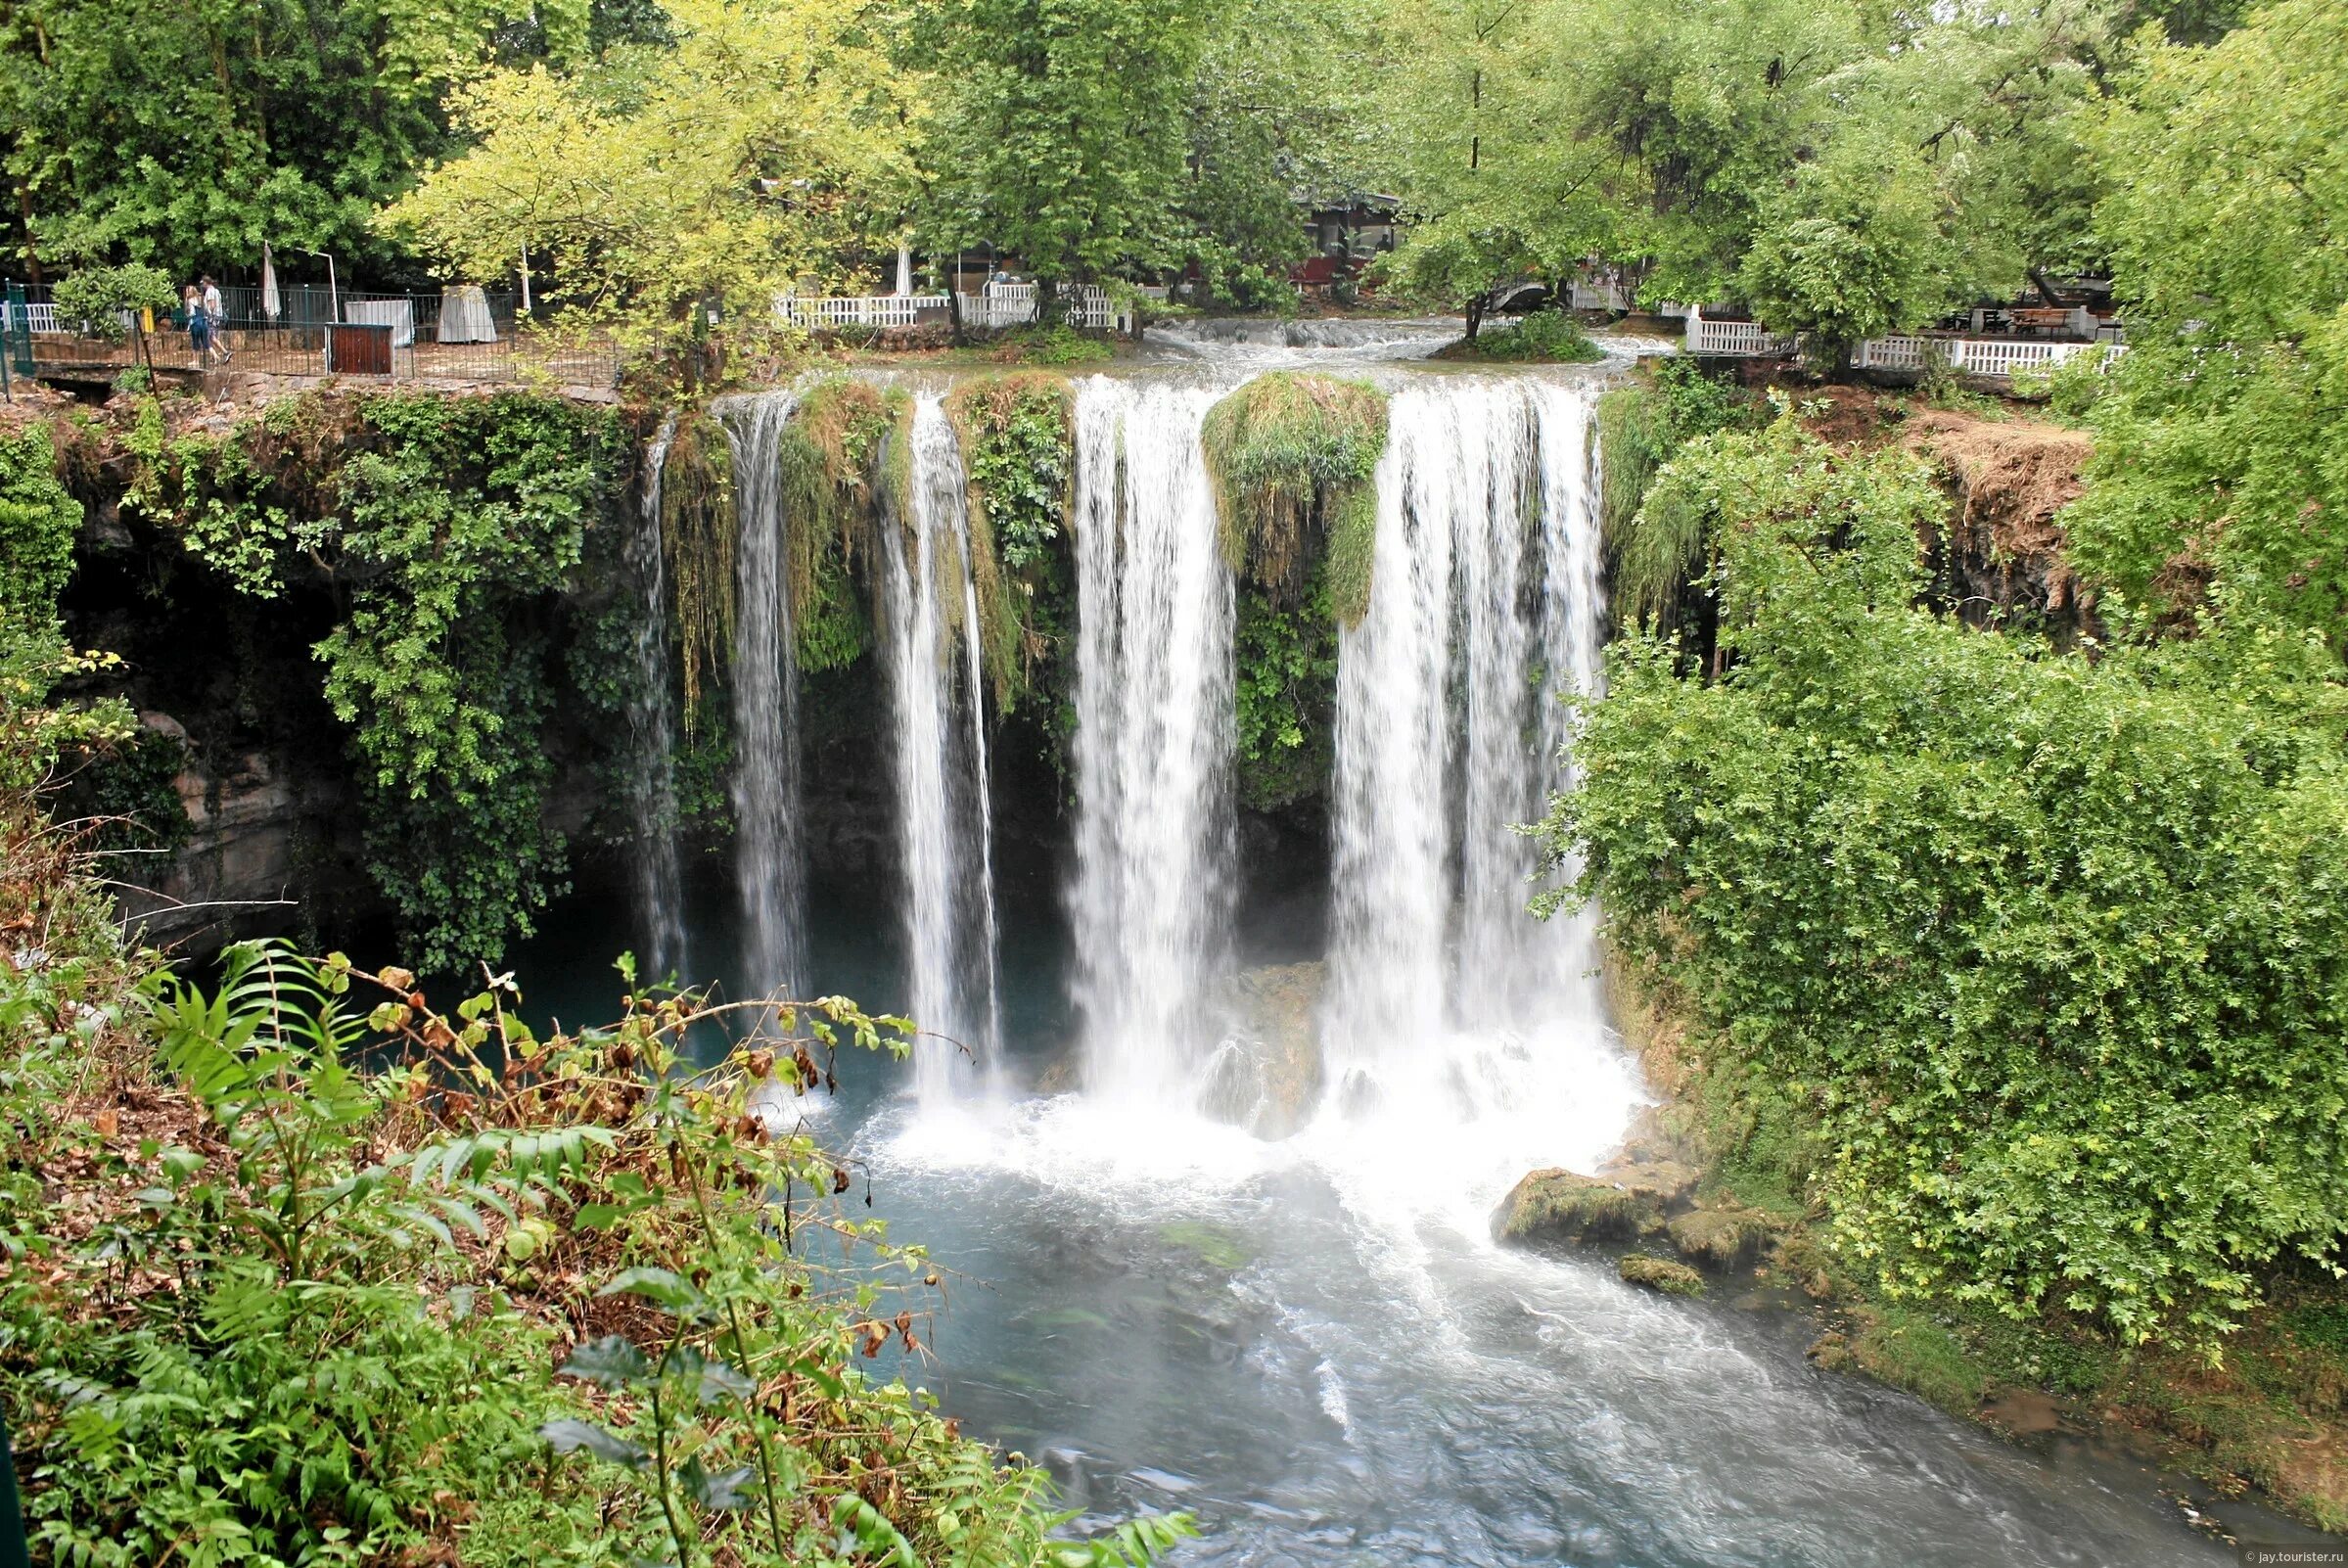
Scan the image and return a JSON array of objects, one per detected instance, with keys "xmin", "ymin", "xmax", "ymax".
[
  {"xmin": 1664, "ymin": 1205, "xmax": 1785, "ymax": 1270},
  {"xmin": 1619, "ymin": 1254, "xmax": 1706, "ymax": 1297},
  {"xmin": 1492, "ymin": 1163, "xmax": 1699, "ymax": 1244},
  {"xmin": 1199, "ymin": 962, "xmax": 1325, "ymax": 1139}
]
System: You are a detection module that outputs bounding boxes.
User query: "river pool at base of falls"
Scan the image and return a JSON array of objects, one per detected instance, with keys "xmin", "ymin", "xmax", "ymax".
[
  {"xmin": 487, "ymin": 854, "xmax": 2322, "ymax": 1568},
  {"xmin": 515, "ymin": 330, "xmax": 2329, "ymax": 1566}
]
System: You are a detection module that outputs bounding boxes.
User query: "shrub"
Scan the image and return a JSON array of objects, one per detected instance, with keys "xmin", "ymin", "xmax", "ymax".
[
  {"xmin": 990, "ymin": 323, "xmax": 1114, "ymax": 366},
  {"xmin": 51, "ymin": 263, "xmax": 176, "ymax": 343},
  {"xmin": 2, "ymin": 927, "xmax": 1197, "ymax": 1568},
  {"xmin": 1459, "ymin": 311, "xmax": 1606, "ymax": 364},
  {"xmin": 1542, "ymin": 411, "xmax": 2348, "ymax": 1345}
]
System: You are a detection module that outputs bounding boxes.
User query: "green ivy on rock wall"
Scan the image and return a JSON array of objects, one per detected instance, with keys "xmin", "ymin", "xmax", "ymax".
[
  {"xmin": 1233, "ymin": 584, "xmax": 1337, "ymax": 813},
  {"xmin": 946, "ymin": 372, "xmax": 1076, "ymax": 713},
  {"xmin": 0, "ymin": 426, "xmax": 83, "ymax": 619},
  {"xmin": 123, "ymin": 390, "xmax": 624, "ymax": 972},
  {"xmin": 316, "ymin": 394, "xmax": 622, "ymax": 972}
]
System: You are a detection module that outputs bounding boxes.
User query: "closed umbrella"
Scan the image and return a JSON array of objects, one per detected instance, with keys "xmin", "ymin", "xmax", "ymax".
[{"xmin": 260, "ymin": 243, "xmax": 281, "ymax": 322}]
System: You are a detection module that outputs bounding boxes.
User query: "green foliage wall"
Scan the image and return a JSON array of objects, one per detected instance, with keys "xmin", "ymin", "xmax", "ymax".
[
  {"xmin": 774, "ymin": 377, "xmax": 903, "ymax": 675},
  {"xmin": 945, "ymin": 372, "xmax": 1076, "ymax": 715},
  {"xmin": 318, "ymin": 395, "xmax": 621, "ymax": 973},
  {"xmin": 1197, "ymin": 373, "xmax": 1388, "ymax": 810},
  {"xmin": 1595, "ymin": 359, "xmax": 1760, "ymax": 636},
  {"xmin": 0, "ymin": 426, "xmax": 81, "ymax": 620},
  {"xmin": 1232, "ymin": 585, "xmax": 1337, "ymax": 814},
  {"xmin": 1542, "ymin": 413, "xmax": 2348, "ymax": 1345},
  {"xmin": 125, "ymin": 390, "xmax": 624, "ymax": 973}
]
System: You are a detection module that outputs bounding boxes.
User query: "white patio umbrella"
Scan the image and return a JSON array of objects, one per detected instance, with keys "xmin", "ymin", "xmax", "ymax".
[{"xmin": 260, "ymin": 242, "xmax": 281, "ymax": 321}]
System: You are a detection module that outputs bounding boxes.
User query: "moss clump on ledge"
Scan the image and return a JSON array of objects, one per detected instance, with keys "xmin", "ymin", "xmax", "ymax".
[
  {"xmin": 1201, "ymin": 372, "xmax": 1387, "ymax": 625},
  {"xmin": 945, "ymin": 371, "xmax": 1076, "ymax": 709},
  {"xmin": 775, "ymin": 376, "xmax": 908, "ymax": 671},
  {"xmin": 1620, "ymin": 1254, "xmax": 1706, "ymax": 1297}
]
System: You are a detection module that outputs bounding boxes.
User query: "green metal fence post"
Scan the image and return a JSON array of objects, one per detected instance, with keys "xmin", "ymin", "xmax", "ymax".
[{"xmin": 0, "ymin": 1403, "xmax": 29, "ymax": 1568}]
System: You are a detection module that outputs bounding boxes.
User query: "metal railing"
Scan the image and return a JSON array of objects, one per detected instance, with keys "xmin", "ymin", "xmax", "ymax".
[{"xmin": 6, "ymin": 281, "xmax": 622, "ymax": 390}]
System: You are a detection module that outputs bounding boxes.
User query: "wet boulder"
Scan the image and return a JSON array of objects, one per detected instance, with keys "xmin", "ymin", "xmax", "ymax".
[
  {"xmin": 1492, "ymin": 1162, "xmax": 1700, "ymax": 1244},
  {"xmin": 1663, "ymin": 1205, "xmax": 1785, "ymax": 1271}
]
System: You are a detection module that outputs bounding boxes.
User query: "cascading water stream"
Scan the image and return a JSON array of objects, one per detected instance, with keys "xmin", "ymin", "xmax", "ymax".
[
  {"xmin": 720, "ymin": 392, "xmax": 808, "ymax": 998},
  {"xmin": 883, "ymin": 395, "xmax": 1002, "ymax": 1104},
  {"xmin": 1318, "ymin": 377, "xmax": 1616, "ymax": 1142},
  {"xmin": 628, "ymin": 411, "xmax": 689, "ymax": 982},
  {"xmin": 1066, "ymin": 376, "xmax": 1236, "ymax": 1106}
]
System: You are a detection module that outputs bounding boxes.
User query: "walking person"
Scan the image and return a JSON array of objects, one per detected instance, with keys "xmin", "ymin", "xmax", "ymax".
[
  {"xmin": 200, "ymin": 275, "xmax": 229, "ymax": 364},
  {"xmin": 183, "ymin": 283, "xmax": 210, "ymax": 367}
]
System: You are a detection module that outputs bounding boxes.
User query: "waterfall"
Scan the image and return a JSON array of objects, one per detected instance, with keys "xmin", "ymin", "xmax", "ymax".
[
  {"xmin": 1320, "ymin": 378, "xmax": 1607, "ymax": 1109},
  {"xmin": 1066, "ymin": 376, "xmax": 1236, "ymax": 1104},
  {"xmin": 720, "ymin": 393, "xmax": 808, "ymax": 998},
  {"xmin": 628, "ymin": 412, "xmax": 689, "ymax": 983},
  {"xmin": 883, "ymin": 395, "xmax": 1002, "ymax": 1103}
]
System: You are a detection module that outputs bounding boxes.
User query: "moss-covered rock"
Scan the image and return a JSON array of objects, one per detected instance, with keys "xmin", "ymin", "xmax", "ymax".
[
  {"xmin": 773, "ymin": 376, "xmax": 907, "ymax": 672},
  {"xmin": 1200, "ymin": 372, "xmax": 1386, "ymax": 624},
  {"xmin": 1664, "ymin": 1204, "xmax": 1785, "ymax": 1270},
  {"xmin": 1493, "ymin": 1163, "xmax": 1698, "ymax": 1244},
  {"xmin": 1619, "ymin": 1254, "xmax": 1706, "ymax": 1297}
]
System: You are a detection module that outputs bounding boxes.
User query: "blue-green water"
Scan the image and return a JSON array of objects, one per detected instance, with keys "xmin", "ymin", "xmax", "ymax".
[{"xmin": 478, "ymin": 852, "xmax": 2325, "ymax": 1568}]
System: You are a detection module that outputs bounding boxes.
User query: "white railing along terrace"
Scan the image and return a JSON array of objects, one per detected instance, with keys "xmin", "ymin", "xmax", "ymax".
[
  {"xmin": 777, "ymin": 283, "xmax": 1134, "ymax": 334},
  {"xmin": 776, "ymin": 293, "xmax": 947, "ymax": 329},
  {"xmin": 1686, "ymin": 310, "xmax": 2127, "ymax": 383},
  {"xmin": 1684, "ymin": 314, "xmax": 1797, "ymax": 357}
]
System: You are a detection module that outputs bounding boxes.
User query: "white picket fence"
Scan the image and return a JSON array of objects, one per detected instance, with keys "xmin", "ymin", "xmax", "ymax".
[
  {"xmin": 1850, "ymin": 335, "xmax": 2123, "ymax": 379},
  {"xmin": 776, "ymin": 293, "xmax": 946, "ymax": 330},
  {"xmin": 959, "ymin": 283, "xmax": 1131, "ymax": 332},
  {"xmin": 1685, "ymin": 309, "xmax": 2125, "ymax": 384},
  {"xmin": 778, "ymin": 283, "xmax": 1133, "ymax": 334},
  {"xmin": 1683, "ymin": 314, "xmax": 1797, "ymax": 357}
]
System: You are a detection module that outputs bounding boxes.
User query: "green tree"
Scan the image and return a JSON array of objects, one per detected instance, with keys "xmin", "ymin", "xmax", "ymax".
[
  {"xmin": 0, "ymin": 0, "xmax": 583, "ymax": 280},
  {"xmin": 2063, "ymin": 0, "xmax": 2348, "ymax": 657},
  {"xmin": 915, "ymin": 0, "xmax": 1214, "ymax": 298},
  {"xmin": 388, "ymin": 0, "xmax": 916, "ymax": 319}
]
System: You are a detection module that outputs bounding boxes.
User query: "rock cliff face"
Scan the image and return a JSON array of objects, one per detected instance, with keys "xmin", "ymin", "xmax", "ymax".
[
  {"xmin": 114, "ymin": 717, "xmax": 354, "ymax": 950},
  {"xmin": 1199, "ymin": 961, "xmax": 1327, "ymax": 1139}
]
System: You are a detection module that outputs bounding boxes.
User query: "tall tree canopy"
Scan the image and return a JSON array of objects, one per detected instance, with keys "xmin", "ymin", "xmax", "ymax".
[
  {"xmin": 384, "ymin": 0, "xmax": 917, "ymax": 314},
  {"xmin": 911, "ymin": 0, "xmax": 1214, "ymax": 294},
  {"xmin": 1373, "ymin": 0, "xmax": 2123, "ymax": 346},
  {"xmin": 0, "ymin": 0, "xmax": 584, "ymax": 280}
]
